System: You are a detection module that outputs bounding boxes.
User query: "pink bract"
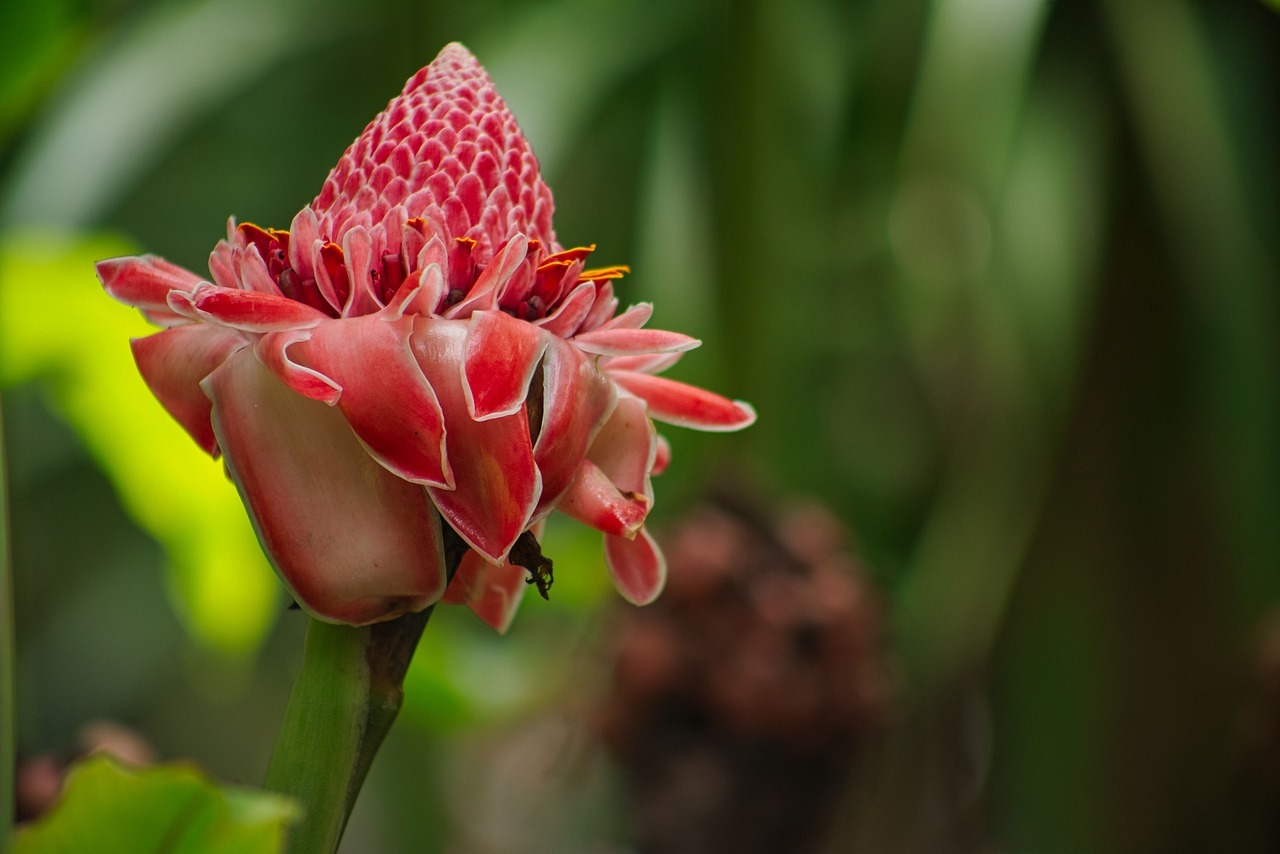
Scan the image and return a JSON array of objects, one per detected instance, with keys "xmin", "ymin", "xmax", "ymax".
[{"xmin": 97, "ymin": 43, "xmax": 755, "ymax": 630}]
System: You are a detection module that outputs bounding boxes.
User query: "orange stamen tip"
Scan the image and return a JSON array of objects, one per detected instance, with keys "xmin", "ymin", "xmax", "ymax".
[
  {"xmin": 535, "ymin": 258, "xmax": 574, "ymax": 273},
  {"xmin": 454, "ymin": 236, "xmax": 478, "ymax": 248},
  {"xmin": 542, "ymin": 245, "xmax": 597, "ymax": 266},
  {"xmin": 581, "ymin": 265, "xmax": 630, "ymax": 281}
]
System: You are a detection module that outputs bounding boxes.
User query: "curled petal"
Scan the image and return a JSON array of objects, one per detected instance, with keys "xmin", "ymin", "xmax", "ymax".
[
  {"xmin": 533, "ymin": 337, "xmax": 616, "ymax": 514},
  {"xmin": 413, "ymin": 319, "xmax": 539, "ymax": 562},
  {"xmin": 572, "ymin": 327, "xmax": 700, "ymax": 358},
  {"xmin": 254, "ymin": 330, "xmax": 340, "ymax": 404},
  {"xmin": 287, "ymin": 206, "xmax": 321, "ymax": 279},
  {"xmin": 342, "ymin": 226, "xmax": 381, "ymax": 315},
  {"xmin": 191, "ymin": 285, "xmax": 329, "ymax": 332},
  {"xmin": 463, "ymin": 310, "xmax": 548, "ymax": 421},
  {"xmin": 208, "ymin": 243, "xmax": 238, "ymax": 290},
  {"xmin": 579, "ymin": 281, "xmax": 618, "ymax": 332},
  {"xmin": 130, "ymin": 324, "xmax": 248, "ymax": 456},
  {"xmin": 165, "ymin": 289, "xmax": 200, "ymax": 320},
  {"xmin": 605, "ymin": 527, "xmax": 667, "ymax": 606},
  {"xmin": 609, "ymin": 371, "xmax": 757, "ymax": 431},
  {"xmin": 291, "ymin": 315, "xmax": 452, "ymax": 488},
  {"xmin": 557, "ymin": 459, "xmax": 648, "ymax": 537},
  {"xmin": 311, "ymin": 240, "xmax": 346, "ymax": 313},
  {"xmin": 96, "ymin": 255, "xmax": 204, "ymax": 314},
  {"xmin": 204, "ymin": 349, "xmax": 447, "ymax": 625},
  {"xmin": 534, "ymin": 281, "xmax": 595, "ymax": 338},
  {"xmin": 398, "ymin": 263, "xmax": 446, "ymax": 318}
]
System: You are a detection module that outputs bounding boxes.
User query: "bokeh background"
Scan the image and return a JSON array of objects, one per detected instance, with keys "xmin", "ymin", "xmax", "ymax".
[{"xmin": 2, "ymin": 0, "xmax": 1279, "ymax": 851}]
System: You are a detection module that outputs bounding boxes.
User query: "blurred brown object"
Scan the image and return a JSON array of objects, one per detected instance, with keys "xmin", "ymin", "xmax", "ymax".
[{"xmin": 596, "ymin": 496, "xmax": 891, "ymax": 854}]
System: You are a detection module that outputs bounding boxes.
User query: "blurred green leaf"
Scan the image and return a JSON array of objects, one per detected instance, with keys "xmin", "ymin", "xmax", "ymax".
[
  {"xmin": 0, "ymin": 0, "xmax": 82, "ymax": 150},
  {"xmin": 2, "ymin": 0, "xmax": 342, "ymax": 227},
  {"xmin": 0, "ymin": 230, "xmax": 279, "ymax": 655},
  {"xmin": 13, "ymin": 755, "xmax": 297, "ymax": 853}
]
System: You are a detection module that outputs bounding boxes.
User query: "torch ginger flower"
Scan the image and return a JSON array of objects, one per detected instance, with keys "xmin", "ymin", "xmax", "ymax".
[{"xmin": 96, "ymin": 43, "xmax": 755, "ymax": 631}]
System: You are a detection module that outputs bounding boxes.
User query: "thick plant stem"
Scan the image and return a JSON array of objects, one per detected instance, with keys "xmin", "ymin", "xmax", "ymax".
[{"xmin": 264, "ymin": 609, "xmax": 433, "ymax": 853}]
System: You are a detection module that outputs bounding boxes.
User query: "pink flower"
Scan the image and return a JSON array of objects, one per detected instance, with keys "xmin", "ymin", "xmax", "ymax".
[{"xmin": 96, "ymin": 44, "xmax": 755, "ymax": 631}]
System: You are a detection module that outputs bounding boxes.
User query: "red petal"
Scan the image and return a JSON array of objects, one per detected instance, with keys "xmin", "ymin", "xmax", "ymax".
[
  {"xmin": 597, "ymin": 302, "xmax": 652, "ymax": 330},
  {"xmin": 557, "ymin": 459, "xmax": 648, "ymax": 537},
  {"xmin": 208, "ymin": 243, "xmax": 238, "ymax": 290},
  {"xmin": 572, "ymin": 327, "xmax": 700, "ymax": 357},
  {"xmin": 534, "ymin": 281, "xmax": 595, "ymax": 338},
  {"xmin": 463, "ymin": 310, "xmax": 547, "ymax": 420},
  {"xmin": 600, "ymin": 351, "xmax": 684, "ymax": 374},
  {"xmin": 466, "ymin": 559, "xmax": 529, "ymax": 633},
  {"xmin": 412, "ymin": 319, "xmax": 539, "ymax": 562},
  {"xmin": 97, "ymin": 255, "xmax": 203, "ymax": 314},
  {"xmin": 605, "ymin": 527, "xmax": 667, "ymax": 605},
  {"xmin": 131, "ymin": 324, "xmax": 247, "ymax": 456},
  {"xmin": 397, "ymin": 263, "xmax": 446, "ymax": 317},
  {"xmin": 447, "ymin": 520, "xmax": 546, "ymax": 631},
  {"xmin": 254, "ymin": 330, "xmax": 341, "ymax": 404},
  {"xmin": 291, "ymin": 315, "xmax": 452, "ymax": 488},
  {"xmin": 204, "ymin": 349, "xmax": 447, "ymax": 625},
  {"xmin": 587, "ymin": 393, "xmax": 656, "ymax": 499},
  {"xmin": 532, "ymin": 337, "xmax": 616, "ymax": 515},
  {"xmin": 192, "ymin": 285, "xmax": 329, "ymax": 332},
  {"xmin": 238, "ymin": 245, "xmax": 282, "ymax": 296},
  {"xmin": 441, "ymin": 549, "xmax": 489, "ymax": 605},
  {"xmin": 579, "ymin": 281, "xmax": 618, "ymax": 332},
  {"xmin": 342, "ymin": 226, "xmax": 382, "ymax": 315},
  {"xmin": 288, "ymin": 206, "xmax": 321, "ymax": 279},
  {"xmin": 444, "ymin": 234, "xmax": 528, "ymax": 318},
  {"xmin": 608, "ymin": 371, "xmax": 757, "ymax": 431}
]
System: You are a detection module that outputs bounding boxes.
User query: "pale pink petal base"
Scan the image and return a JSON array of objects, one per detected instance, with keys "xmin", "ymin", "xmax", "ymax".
[{"xmin": 204, "ymin": 349, "xmax": 447, "ymax": 625}]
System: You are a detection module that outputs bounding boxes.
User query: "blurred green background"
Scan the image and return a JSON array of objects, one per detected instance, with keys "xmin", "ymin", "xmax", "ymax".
[{"xmin": 2, "ymin": 0, "xmax": 1279, "ymax": 851}]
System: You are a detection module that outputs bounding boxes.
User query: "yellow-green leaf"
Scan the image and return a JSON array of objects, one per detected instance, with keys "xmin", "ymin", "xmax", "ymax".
[
  {"xmin": 0, "ymin": 230, "xmax": 279, "ymax": 654},
  {"xmin": 13, "ymin": 756, "xmax": 297, "ymax": 853}
]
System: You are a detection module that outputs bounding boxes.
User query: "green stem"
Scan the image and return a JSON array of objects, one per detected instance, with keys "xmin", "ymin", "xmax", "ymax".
[
  {"xmin": 0, "ymin": 397, "xmax": 13, "ymax": 849},
  {"xmin": 264, "ymin": 609, "xmax": 432, "ymax": 852}
]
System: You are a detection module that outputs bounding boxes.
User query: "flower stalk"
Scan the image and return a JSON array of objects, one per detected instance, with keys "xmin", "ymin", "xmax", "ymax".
[{"xmin": 265, "ymin": 532, "xmax": 467, "ymax": 853}]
